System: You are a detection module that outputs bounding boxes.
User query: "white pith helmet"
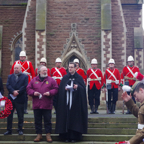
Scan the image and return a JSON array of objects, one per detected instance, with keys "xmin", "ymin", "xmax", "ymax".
[
  {"xmin": 40, "ymin": 57, "xmax": 47, "ymax": 63},
  {"xmin": 19, "ymin": 51, "xmax": 26, "ymax": 57},
  {"xmin": 127, "ymin": 55, "xmax": 134, "ymax": 62},
  {"xmin": 55, "ymin": 57, "xmax": 62, "ymax": 63},
  {"xmin": 108, "ymin": 58, "xmax": 115, "ymax": 64},
  {"xmin": 73, "ymin": 58, "xmax": 79, "ymax": 63},
  {"xmin": 91, "ymin": 58, "xmax": 98, "ymax": 64}
]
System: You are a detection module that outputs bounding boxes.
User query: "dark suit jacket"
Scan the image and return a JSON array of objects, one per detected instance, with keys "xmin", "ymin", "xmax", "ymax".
[
  {"xmin": 6, "ymin": 73, "xmax": 28, "ymax": 104},
  {"xmin": 0, "ymin": 77, "xmax": 4, "ymax": 95}
]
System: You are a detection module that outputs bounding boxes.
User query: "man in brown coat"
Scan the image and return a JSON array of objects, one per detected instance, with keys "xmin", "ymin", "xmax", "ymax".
[{"xmin": 122, "ymin": 81, "xmax": 144, "ymax": 144}]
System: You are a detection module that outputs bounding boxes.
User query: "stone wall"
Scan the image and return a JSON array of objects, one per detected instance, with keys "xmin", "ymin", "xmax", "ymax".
[{"xmin": 122, "ymin": 4, "xmax": 142, "ymax": 59}]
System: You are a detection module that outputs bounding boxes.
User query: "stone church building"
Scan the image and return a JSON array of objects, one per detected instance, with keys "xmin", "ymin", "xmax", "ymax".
[{"xmin": 0, "ymin": 0, "xmax": 144, "ymax": 107}]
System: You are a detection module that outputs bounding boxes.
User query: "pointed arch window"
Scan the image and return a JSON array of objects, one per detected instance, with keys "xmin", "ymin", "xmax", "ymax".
[{"xmin": 11, "ymin": 34, "xmax": 22, "ymax": 64}]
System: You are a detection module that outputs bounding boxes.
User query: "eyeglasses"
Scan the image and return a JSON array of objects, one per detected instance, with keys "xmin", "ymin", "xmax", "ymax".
[{"xmin": 68, "ymin": 67, "xmax": 74, "ymax": 68}]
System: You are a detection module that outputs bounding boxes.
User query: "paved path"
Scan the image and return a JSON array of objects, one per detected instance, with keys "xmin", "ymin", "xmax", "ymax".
[{"xmin": 12, "ymin": 109, "xmax": 136, "ymax": 119}]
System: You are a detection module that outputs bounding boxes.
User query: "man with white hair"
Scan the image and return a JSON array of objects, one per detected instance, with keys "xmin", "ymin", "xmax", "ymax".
[
  {"xmin": 51, "ymin": 57, "xmax": 67, "ymax": 113},
  {"xmin": 104, "ymin": 58, "xmax": 121, "ymax": 114},
  {"xmin": 35, "ymin": 57, "xmax": 50, "ymax": 76},
  {"xmin": 27, "ymin": 66, "xmax": 58, "ymax": 142},
  {"xmin": 73, "ymin": 58, "xmax": 86, "ymax": 84},
  {"xmin": 87, "ymin": 58, "xmax": 104, "ymax": 114},
  {"xmin": 121, "ymin": 55, "xmax": 140, "ymax": 114},
  {"xmin": 10, "ymin": 51, "xmax": 35, "ymax": 114},
  {"xmin": 4, "ymin": 64, "xmax": 28, "ymax": 135}
]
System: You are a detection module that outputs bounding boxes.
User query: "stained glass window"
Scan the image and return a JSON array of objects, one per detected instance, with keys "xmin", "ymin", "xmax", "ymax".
[{"xmin": 14, "ymin": 36, "xmax": 22, "ymax": 61}]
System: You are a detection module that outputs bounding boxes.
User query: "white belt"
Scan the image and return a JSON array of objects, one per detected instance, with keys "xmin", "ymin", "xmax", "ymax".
[
  {"xmin": 106, "ymin": 80, "xmax": 119, "ymax": 84},
  {"xmin": 23, "ymin": 71, "xmax": 31, "ymax": 75},
  {"xmin": 52, "ymin": 77, "xmax": 62, "ymax": 80},
  {"xmin": 88, "ymin": 77, "xmax": 101, "ymax": 81},
  {"xmin": 138, "ymin": 124, "xmax": 144, "ymax": 129}
]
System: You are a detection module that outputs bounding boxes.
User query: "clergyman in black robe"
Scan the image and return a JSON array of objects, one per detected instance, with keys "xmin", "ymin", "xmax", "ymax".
[{"xmin": 55, "ymin": 62, "xmax": 88, "ymax": 142}]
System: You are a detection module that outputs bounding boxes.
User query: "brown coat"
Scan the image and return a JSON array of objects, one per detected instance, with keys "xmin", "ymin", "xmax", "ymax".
[{"xmin": 126, "ymin": 99, "xmax": 144, "ymax": 144}]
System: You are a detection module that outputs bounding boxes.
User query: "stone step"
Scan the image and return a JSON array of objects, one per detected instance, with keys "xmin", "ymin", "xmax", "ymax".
[
  {"xmin": 0, "ymin": 128, "xmax": 136, "ymax": 135},
  {"xmin": 0, "ymin": 141, "xmax": 117, "ymax": 144},
  {"xmin": 0, "ymin": 117, "xmax": 137, "ymax": 123},
  {"xmin": 0, "ymin": 134, "xmax": 133, "ymax": 142},
  {"xmin": 0, "ymin": 122, "xmax": 137, "ymax": 129}
]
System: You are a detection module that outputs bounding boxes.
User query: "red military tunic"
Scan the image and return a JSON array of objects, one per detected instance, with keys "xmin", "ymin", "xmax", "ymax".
[
  {"xmin": 10, "ymin": 60, "xmax": 35, "ymax": 83},
  {"xmin": 104, "ymin": 68, "xmax": 121, "ymax": 88},
  {"xmin": 121, "ymin": 65, "xmax": 140, "ymax": 86},
  {"xmin": 87, "ymin": 68, "xmax": 104, "ymax": 90},
  {"xmin": 35, "ymin": 68, "xmax": 51, "ymax": 76},
  {"xmin": 0, "ymin": 96, "xmax": 13, "ymax": 119},
  {"xmin": 51, "ymin": 67, "xmax": 67, "ymax": 86},
  {"xmin": 76, "ymin": 67, "xmax": 87, "ymax": 84}
]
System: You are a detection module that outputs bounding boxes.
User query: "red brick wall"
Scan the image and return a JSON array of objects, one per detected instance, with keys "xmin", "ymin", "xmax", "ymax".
[
  {"xmin": 112, "ymin": 0, "xmax": 125, "ymax": 72},
  {"xmin": 0, "ymin": 6, "xmax": 26, "ymax": 94},
  {"xmin": 122, "ymin": 5, "xmax": 142, "ymax": 59},
  {"xmin": 23, "ymin": 0, "xmax": 36, "ymax": 67},
  {"xmin": 46, "ymin": 0, "xmax": 101, "ymax": 69}
]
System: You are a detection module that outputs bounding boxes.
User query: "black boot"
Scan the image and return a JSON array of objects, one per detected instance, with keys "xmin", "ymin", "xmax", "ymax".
[
  {"xmin": 111, "ymin": 104, "xmax": 116, "ymax": 114},
  {"xmin": 108, "ymin": 104, "xmax": 111, "ymax": 114},
  {"xmin": 126, "ymin": 109, "xmax": 131, "ymax": 114},
  {"xmin": 95, "ymin": 108, "xmax": 99, "ymax": 114},
  {"xmin": 94, "ymin": 106, "xmax": 99, "ymax": 114},
  {"xmin": 90, "ymin": 106, "xmax": 94, "ymax": 114}
]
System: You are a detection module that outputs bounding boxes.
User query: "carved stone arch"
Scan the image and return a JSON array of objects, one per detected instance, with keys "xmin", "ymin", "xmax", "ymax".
[
  {"xmin": 61, "ymin": 23, "xmax": 91, "ymax": 72},
  {"xmin": 62, "ymin": 49, "xmax": 88, "ymax": 73},
  {"xmin": 9, "ymin": 32, "xmax": 22, "ymax": 65}
]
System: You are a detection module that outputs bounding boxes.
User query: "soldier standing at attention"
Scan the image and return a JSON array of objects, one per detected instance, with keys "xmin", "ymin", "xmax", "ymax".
[
  {"xmin": 87, "ymin": 58, "xmax": 104, "ymax": 114},
  {"xmin": 35, "ymin": 57, "xmax": 50, "ymax": 76},
  {"xmin": 10, "ymin": 51, "xmax": 35, "ymax": 114},
  {"xmin": 104, "ymin": 59, "xmax": 121, "ymax": 114},
  {"xmin": 121, "ymin": 55, "xmax": 140, "ymax": 114},
  {"xmin": 73, "ymin": 58, "xmax": 87, "ymax": 84},
  {"xmin": 51, "ymin": 58, "xmax": 67, "ymax": 114}
]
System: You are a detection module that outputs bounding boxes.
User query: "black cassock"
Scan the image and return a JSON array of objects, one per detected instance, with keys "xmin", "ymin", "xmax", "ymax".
[{"xmin": 55, "ymin": 72, "xmax": 88, "ymax": 141}]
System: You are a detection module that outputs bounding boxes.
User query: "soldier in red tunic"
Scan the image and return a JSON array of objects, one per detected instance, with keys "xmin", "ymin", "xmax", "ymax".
[
  {"xmin": 73, "ymin": 58, "xmax": 87, "ymax": 84},
  {"xmin": 51, "ymin": 58, "xmax": 67, "ymax": 113},
  {"xmin": 35, "ymin": 57, "xmax": 50, "ymax": 76},
  {"xmin": 121, "ymin": 55, "xmax": 140, "ymax": 114},
  {"xmin": 10, "ymin": 51, "xmax": 35, "ymax": 114},
  {"xmin": 104, "ymin": 59, "xmax": 121, "ymax": 114},
  {"xmin": 87, "ymin": 58, "xmax": 104, "ymax": 114}
]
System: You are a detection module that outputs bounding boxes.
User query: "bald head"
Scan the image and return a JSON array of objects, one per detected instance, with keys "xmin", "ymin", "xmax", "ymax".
[
  {"xmin": 14, "ymin": 64, "xmax": 21, "ymax": 74},
  {"xmin": 39, "ymin": 66, "xmax": 48, "ymax": 77}
]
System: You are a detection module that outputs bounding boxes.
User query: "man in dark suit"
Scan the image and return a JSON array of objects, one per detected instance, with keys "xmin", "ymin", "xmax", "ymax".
[{"xmin": 4, "ymin": 64, "xmax": 28, "ymax": 135}]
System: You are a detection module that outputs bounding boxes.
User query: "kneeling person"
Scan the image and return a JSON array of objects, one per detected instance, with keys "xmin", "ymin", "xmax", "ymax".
[{"xmin": 122, "ymin": 81, "xmax": 144, "ymax": 144}]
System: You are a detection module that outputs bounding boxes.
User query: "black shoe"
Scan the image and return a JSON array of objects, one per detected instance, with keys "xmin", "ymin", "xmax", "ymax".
[
  {"xmin": 71, "ymin": 140, "xmax": 76, "ymax": 143},
  {"xmin": 65, "ymin": 139, "xmax": 69, "ymax": 143},
  {"xmin": 126, "ymin": 111, "xmax": 131, "ymax": 114},
  {"xmin": 4, "ymin": 131, "xmax": 12, "ymax": 135},
  {"xmin": 107, "ymin": 110, "xmax": 111, "ymax": 114},
  {"xmin": 95, "ymin": 111, "xmax": 99, "ymax": 114},
  {"xmin": 24, "ymin": 110, "xmax": 28, "ymax": 114},
  {"xmin": 18, "ymin": 131, "xmax": 23, "ymax": 135},
  {"xmin": 90, "ymin": 111, "xmax": 94, "ymax": 114}
]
